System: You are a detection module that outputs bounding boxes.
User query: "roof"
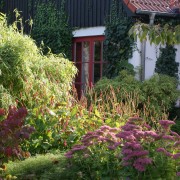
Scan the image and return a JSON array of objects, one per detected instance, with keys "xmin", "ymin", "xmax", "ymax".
[{"xmin": 123, "ymin": 0, "xmax": 180, "ymax": 14}]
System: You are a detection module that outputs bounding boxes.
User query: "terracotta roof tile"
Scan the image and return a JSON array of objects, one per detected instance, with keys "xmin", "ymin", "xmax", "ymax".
[{"xmin": 123, "ymin": 0, "xmax": 180, "ymax": 14}]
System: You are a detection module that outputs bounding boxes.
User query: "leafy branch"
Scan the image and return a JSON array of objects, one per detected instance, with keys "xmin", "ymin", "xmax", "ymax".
[{"xmin": 129, "ymin": 23, "xmax": 180, "ymax": 45}]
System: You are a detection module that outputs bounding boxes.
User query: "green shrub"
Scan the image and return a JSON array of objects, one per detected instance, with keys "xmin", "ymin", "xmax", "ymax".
[
  {"xmin": 4, "ymin": 118, "xmax": 180, "ymax": 180},
  {"xmin": 0, "ymin": 13, "xmax": 77, "ymax": 109},
  {"xmin": 155, "ymin": 45, "xmax": 179, "ymax": 79},
  {"xmin": 22, "ymin": 101, "xmax": 107, "ymax": 155},
  {"xmin": 65, "ymin": 118, "xmax": 180, "ymax": 179},
  {"xmin": 93, "ymin": 70, "xmax": 180, "ymax": 124},
  {"xmin": 170, "ymin": 107, "xmax": 180, "ymax": 134},
  {"xmin": 22, "ymin": 91, "xmax": 130, "ymax": 155},
  {"xmin": 142, "ymin": 74, "xmax": 179, "ymax": 110}
]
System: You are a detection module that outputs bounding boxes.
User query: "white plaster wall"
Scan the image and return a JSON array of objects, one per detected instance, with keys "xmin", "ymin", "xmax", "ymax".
[
  {"xmin": 128, "ymin": 38, "xmax": 142, "ymax": 80},
  {"xmin": 73, "ymin": 26, "xmax": 105, "ymax": 37},
  {"xmin": 144, "ymin": 41, "xmax": 161, "ymax": 79},
  {"xmin": 129, "ymin": 39, "xmax": 180, "ymax": 81},
  {"xmin": 175, "ymin": 44, "xmax": 180, "ymax": 89},
  {"xmin": 144, "ymin": 42, "xmax": 180, "ymax": 80}
]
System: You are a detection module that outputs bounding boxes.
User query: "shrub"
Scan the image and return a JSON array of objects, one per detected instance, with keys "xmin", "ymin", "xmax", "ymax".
[
  {"xmin": 65, "ymin": 117, "xmax": 180, "ymax": 179},
  {"xmin": 65, "ymin": 125, "xmax": 121, "ymax": 179},
  {"xmin": 3, "ymin": 117, "xmax": 180, "ymax": 179},
  {"xmin": 22, "ymin": 91, "xmax": 130, "ymax": 155},
  {"xmin": 93, "ymin": 70, "xmax": 179, "ymax": 124},
  {"xmin": 0, "ymin": 106, "xmax": 34, "ymax": 167},
  {"xmin": 0, "ymin": 13, "xmax": 77, "ymax": 109},
  {"xmin": 22, "ymin": 100, "xmax": 106, "ymax": 155},
  {"xmin": 155, "ymin": 45, "xmax": 179, "ymax": 79}
]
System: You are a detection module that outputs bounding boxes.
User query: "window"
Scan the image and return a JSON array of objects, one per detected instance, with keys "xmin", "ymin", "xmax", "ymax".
[{"xmin": 73, "ymin": 36, "xmax": 105, "ymax": 97}]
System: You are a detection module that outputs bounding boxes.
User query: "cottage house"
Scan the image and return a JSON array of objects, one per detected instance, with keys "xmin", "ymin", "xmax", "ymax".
[
  {"xmin": 1, "ymin": 0, "xmax": 180, "ymax": 95},
  {"xmin": 123, "ymin": 0, "xmax": 180, "ymax": 81}
]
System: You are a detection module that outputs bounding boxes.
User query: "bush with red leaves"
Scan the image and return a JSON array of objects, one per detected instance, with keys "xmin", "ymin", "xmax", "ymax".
[{"xmin": 0, "ymin": 106, "xmax": 35, "ymax": 165}]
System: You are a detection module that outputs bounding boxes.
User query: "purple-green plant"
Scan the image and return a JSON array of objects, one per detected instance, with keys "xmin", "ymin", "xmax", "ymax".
[
  {"xmin": 65, "ymin": 117, "xmax": 180, "ymax": 179},
  {"xmin": 65, "ymin": 125, "xmax": 121, "ymax": 178},
  {"xmin": 0, "ymin": 106, "xmax": 34, "ymax": 166}
]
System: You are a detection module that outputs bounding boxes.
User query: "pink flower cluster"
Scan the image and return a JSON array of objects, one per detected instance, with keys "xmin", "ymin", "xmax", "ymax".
[
  {"xmin": 155, "ymin": 121, "xmax": 180, "ymax": 163},
  {"xmin": 65, "ymin": 118, "xmax": 180, "ymax": 175},
  {"xmin": 117, "ymin": 118, "xmax": 153, "ymax": 172},
  {"xmin": 65, "ymin": 125, "xmax": 120, "ymax": 158},
  {"xmin": 159, "ymin": 120, "xmax": 175, "ymax": 130}
]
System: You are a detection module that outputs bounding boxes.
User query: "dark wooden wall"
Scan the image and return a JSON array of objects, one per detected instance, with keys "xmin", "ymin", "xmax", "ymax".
[
  {"xmin": 67, "ymin": 0, "xmax": 112, "ymax": 27},
  {"xmin": 1, "ymin": 0, "xmax": 127, "ymax": 28}
]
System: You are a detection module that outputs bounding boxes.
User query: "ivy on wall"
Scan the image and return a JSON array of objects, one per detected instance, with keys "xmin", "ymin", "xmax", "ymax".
[
  {"xmin": 31, "ymin": 0, "xmax": 73, "ymax": 59},
  {"xmin": 103, "ymin": 0, "xmax": 134, "ymax": 78},
  {"xmin": 0, "ymin": 0, "xmax": 4, "ymax": 12}
]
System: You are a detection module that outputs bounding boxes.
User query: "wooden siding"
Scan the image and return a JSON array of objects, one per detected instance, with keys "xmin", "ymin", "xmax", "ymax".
[{"xmin": 2, "ymin": 0, "xmax": 126, "ymax": 28}]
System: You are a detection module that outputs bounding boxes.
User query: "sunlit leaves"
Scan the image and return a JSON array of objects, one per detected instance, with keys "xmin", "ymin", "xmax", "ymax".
[
  {"xmin": 129, "ymin": 23, "xmax": 180, "ymax": 45},
  {"xmin": 0, "ymin": 14, "xmax": 77, "ymax": 109}
]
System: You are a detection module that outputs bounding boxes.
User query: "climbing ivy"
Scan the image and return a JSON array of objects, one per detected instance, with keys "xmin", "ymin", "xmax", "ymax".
[
  {"xmin": 155, "ymin": 45, "xmax": 179, "ymax": 79},
  {"xmin": 31, "ymin": 0, "xmax": 73, "ymax": 59},
  {"xmin": 0, "ymin": 0, "xmax": 4, "ymax": 12},
  {"xmin": 103, "ymin": 0, "xmax": 134, "ymax": 78}
]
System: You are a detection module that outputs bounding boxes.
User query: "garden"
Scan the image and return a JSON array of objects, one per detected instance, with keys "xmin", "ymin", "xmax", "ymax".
[{"xmin": 0, "ymin": 6, "xmax": 180, "ymax": 180}]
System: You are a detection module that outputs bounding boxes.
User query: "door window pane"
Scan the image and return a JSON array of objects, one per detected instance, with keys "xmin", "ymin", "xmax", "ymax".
[
  {"xmin": 94, "ymin": 63, "xmax": 101, "ymax": 83},
  {"xmin": 94, "ymin": 41, "xmax": 101, "ymax": 62},
  {"xmin": 75, "ymin": 42, "xmax": 82, "ymax": 62}
]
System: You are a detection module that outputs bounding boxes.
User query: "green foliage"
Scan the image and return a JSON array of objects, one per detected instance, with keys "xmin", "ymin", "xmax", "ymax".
[
  {"xmin": 5, "ymin": 153, "xmax": 69, "ymax": 179},
  {"xmin": 170, "ymin": 107, "xmax": 180, "ymax": 134},
  {"xmin": 65, "ymin": 126, "xmax": 121, "ymax": 179},
  {"xmin": 22, "ymin": 99, "xmax": 117, "ymax": 155},
  {"xmin": 93, "ymin": 71, "xmax": 180, "ymax": 123},
  {"xmin": 31, "ymin": 1, "xmax": 73, "ymax": 58},
  {"xmin": 0, "ymin": 13, "xmax": 77, "ymax": 109},
  {"xmin": 129, "ymin": 22, "xmax": 180, "ymax": 45},
  {"xmin": 155, "ymin": 45, "xmax": 179, "ymax": 79},
  {"xmin": 4, "ymin": 118, "xmax": 180, "ymax": 179},
  {"xmin": 103, "ymin": 0, "xmax": 134, "ymax": 78},
  {"xmin": 142, "ymin": 74, "xmax": 179, "ymax": 108},
  {"xmin": 0, "ymin": 1, "xmax": 4, "ymax": 12},
  {"xmin": 65, "ymin": 118, "xmax": 180, "ymax": 179}
]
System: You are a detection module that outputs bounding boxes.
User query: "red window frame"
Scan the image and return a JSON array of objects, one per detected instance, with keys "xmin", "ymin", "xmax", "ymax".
[{"xmin": 73, "ymin": 35, "xmax": 105, "ymax": 97}]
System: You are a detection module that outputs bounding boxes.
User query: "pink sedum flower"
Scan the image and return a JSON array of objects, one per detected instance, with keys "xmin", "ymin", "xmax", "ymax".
[
  {"xmin": 159, "ymin": 120, "xmax": 175, "ymax": 129},
  {"xmin": 133, "ymin": 157, "xmax": 152, "ymax": 172},
  {"xmin": 162, "ymin": 135, "xmax": 174, "ymax": 141},
  {"xmin": 174, "ymin": 141, "xmax": 180, "ymax": 147},
  {"xmin": 173, "ymin": 153, "xmax": 180, "ymax": 159},
  {"xmin": 156, "ymin": 148, "xmax": 166, "ymax": 153}
]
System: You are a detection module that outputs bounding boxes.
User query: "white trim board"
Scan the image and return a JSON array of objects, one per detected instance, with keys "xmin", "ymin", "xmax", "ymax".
[{"xmin": 73, "ymin": 26, "xmax": 105, "ymax": 37}]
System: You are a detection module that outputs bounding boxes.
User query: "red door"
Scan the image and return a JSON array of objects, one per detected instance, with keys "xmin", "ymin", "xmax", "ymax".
[{"xmin": 73, "ymin": 36, "xmax": 105, "ymax": 97}]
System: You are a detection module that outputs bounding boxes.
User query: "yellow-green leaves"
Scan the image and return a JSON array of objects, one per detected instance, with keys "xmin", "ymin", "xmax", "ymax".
[
  {"xmin": 129, "ymin": 23, "xmax": 180, "ymax": 45},
  {"xmin": 0, "ymin": 14, "xmax": 77, "ymax": 109}
]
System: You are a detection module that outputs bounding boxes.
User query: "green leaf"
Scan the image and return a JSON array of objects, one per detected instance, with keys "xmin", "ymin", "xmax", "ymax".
[
  {"xmin": 71, "ymin": 106, "xmax": 78, "ymax": 117},
  {"xmin": 95, "ymin": 109, "xmax": 101, "ymax": 118}
]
